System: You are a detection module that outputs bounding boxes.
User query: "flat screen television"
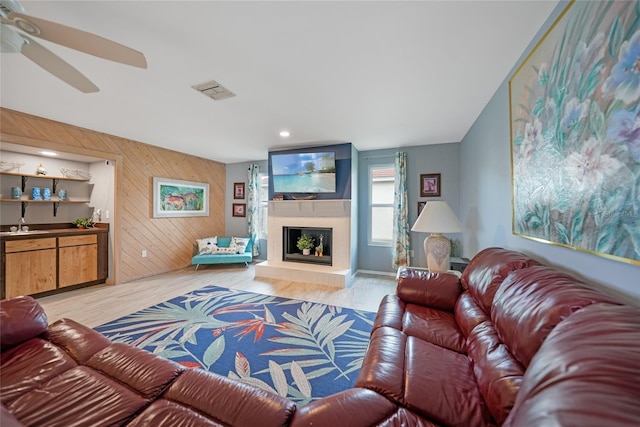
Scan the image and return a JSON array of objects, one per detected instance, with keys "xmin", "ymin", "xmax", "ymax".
[{"xmin": 271, "ymin": 151, "xmax": 336, "ymax": 193}]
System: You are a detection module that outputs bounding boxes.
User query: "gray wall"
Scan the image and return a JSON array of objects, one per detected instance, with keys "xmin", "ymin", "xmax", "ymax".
[
  {"xmin": 460, "ymin": 1, "xmax": 640, "ymax": 302},
  {"xmin": 225, "ymin": 160, "xmax": 268, "ymax": 260},
  {"xmin": 357, "ymin": 143, "xmax": 460, "ymax": 273}
]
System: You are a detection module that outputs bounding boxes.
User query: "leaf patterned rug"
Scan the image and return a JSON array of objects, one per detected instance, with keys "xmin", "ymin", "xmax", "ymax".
[{"xmin": 94, "ymin": 285, "xmax": 376, "ymax": 404}]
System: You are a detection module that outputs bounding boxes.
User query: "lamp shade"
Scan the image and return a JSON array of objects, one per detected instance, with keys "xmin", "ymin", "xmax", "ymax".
[{"xmin": 411, "ymin": 201, "xmax": 464, "ymax": 233}]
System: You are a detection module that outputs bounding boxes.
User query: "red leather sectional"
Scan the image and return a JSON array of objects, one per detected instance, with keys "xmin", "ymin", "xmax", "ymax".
[{"xmin": 2, "ymin": 247, "xmax": 639, "ymax": 426}]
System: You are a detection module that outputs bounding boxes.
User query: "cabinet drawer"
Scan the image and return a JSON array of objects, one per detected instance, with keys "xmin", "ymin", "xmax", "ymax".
[
  {"xmin": 5, "ymin": 238, "xmax": 57, "ymax": 253},
  {"xmin": 59, "ymin": 234, "xmax": 97, "ymax": 247}
]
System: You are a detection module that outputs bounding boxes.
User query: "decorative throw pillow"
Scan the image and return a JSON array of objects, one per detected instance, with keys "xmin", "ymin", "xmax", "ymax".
[
  {"xmin": 196, "ymin": 236, "xmax": 217, "ymax": 255},
  {"xmin": 232, "ymin": 237, "xmax": 250, "ymax": 254},
  {"xmin": 213, "ymin": 247, "xmax": 236, "ymax": 254}
]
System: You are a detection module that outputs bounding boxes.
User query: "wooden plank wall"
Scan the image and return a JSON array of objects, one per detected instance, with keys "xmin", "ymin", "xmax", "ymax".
[{"xmin": 1, "ymin": 108, "xmax": 226, "ymax": 284}]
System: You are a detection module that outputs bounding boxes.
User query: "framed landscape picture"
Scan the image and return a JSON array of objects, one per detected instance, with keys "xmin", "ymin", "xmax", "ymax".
[
  {"xmin": 153, "ymin": 177, "xmax": 209, "ymax": 218},
  {"xmin": 509, "ymin": 1, "xmax": 639, "ymax": 265}
]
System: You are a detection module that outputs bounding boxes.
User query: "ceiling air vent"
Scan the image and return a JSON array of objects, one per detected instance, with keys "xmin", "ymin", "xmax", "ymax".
[{"xmin": 192, "ymin": 80, "xmax": 236, "ymax": 101}]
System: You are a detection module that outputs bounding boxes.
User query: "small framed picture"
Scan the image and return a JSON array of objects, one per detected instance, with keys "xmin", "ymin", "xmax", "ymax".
[
  {"xmin": 418, "ymin": 201, "xmax": 427, "ymax": 215},
  {"xmin": 232, "ymin": 203, "xmax": 246, "ymax": 217},
  {"xmin": 234, "ymin": 182, "xmax": 245, "ymax": 199},
  {"xmin": 420, "ymin": 173, "xmax": 441, "ymax": 197}
]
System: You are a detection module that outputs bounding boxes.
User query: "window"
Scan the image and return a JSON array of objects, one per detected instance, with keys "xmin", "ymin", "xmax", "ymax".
[
  {"xmin": 369, "ymin": 164, "xmax": 395, "ymax": 246},
  {"xmin": 258, "ymin": 173, "xmax": 269, "ymax": 238}
]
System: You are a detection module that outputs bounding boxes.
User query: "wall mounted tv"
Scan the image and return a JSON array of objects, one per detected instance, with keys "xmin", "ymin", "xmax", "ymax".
[{"xmin": 271, "ymin": 151, "xmax": 336, "ymax": 193}]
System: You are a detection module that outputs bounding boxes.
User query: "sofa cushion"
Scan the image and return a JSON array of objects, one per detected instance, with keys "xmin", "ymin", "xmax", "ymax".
[
  {"xmin": 492, "ymin": 265, "xmax": 621, "ymax": 367},
  {"xmin": 0, "ymin": 338, "xmax": 77, "ymax": 405},
  {"xmin": 6, "ymin": 366, "xmax": 150, "ymax": 427},
  {"xmin": 0, "ymin": 296, "xmax": 48, "ymax": 351},
  {"xmin": 403, "ymin": 305, "xmax": 466, "ymax": 353},
  {"xmin": 357, "ymin": 327, "xmax": 492, "ymax": 427},
  {"xmin": 461, "ymin": 248, "xmax": 540, "ymax": 315},
  {"xmin": 504, "ymin": 303, "xmax": 640, "ymax": 427},
  {"xmin": 467, "ymin": 321, "xmax": 524, "ymax": 425},
  {"xmin": 455, "ymin": 291, "xmax": 490, "ymax": 338},
  {"xmin": 404, "ymin": 337, "xmax": 493, "ymax": 427},
  {"xmin": 196, "ymin": 236, "xmax": 218, "ymax": 254},
  {"xmin": 45, "ymin": 319, "xmax": 111, "ymax": 364},
  {"xmin": 231, "ymin": 236, "xmax": 250, "ymax": 254},
  {"xmin": 158, "ymin": 368, "xmax": 296, "ymax": 427},
  {"xmin": 397, "ymin": 269, "xmax": 462, "ymax": 311},
  {"xmin": 86, "ymin": 343, "xmax": 184, "ymax": 399}
]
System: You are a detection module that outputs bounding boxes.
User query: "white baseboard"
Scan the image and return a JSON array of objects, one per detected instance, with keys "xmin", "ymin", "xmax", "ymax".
[{"xmin": 355, "ymin": 269, "xmax": 397, "ymax": 277}]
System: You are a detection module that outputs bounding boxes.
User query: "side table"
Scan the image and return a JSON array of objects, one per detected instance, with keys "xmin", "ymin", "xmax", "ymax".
[{"xmin": 450, "ymin": 257, "xmax": 470, "ymax": 273}]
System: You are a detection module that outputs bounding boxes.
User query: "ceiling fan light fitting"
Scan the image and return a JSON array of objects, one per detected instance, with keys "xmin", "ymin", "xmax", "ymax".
[{"xmin": 13, "ymin": 16, "xmax": 39, "ymax": 35}]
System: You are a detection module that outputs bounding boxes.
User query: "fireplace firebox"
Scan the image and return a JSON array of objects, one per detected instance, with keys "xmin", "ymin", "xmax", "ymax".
[{"xmin": 283, "ymin": 226, "xmax": 332, "ymax": 266}]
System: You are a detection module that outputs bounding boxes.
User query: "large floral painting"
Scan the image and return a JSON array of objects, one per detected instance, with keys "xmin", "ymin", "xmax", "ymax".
[{"xmin": 510, "ymin": 0, "xmax": 639, "ymax": 265}]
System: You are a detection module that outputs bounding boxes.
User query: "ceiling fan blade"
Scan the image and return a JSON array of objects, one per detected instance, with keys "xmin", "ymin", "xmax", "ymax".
[
  {"xmin": 7, "ymin": 11, "xmax": 147, "ymax": 68},
  {"xmin": 20, "ymin": 34, "xmax": 99, "ymax": 93}
]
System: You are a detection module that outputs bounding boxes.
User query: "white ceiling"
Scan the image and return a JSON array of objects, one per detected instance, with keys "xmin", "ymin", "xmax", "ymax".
[{"xmin": 1, "ymin": 1, "xmax": 559, "ymax": 164}]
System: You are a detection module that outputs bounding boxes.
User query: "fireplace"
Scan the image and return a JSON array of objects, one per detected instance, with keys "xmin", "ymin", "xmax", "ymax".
[
  {"xmin": 283, "ymin": 226, "xmax": 332, "ymax": 266},
  {"xmin": 255, "ymin": 200, "xmax": 353, "ymax": 288}
]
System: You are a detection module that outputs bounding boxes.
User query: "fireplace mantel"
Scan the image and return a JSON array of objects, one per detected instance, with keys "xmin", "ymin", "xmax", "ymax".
[
  {"xmin": 268, "ymin": 200, "xmax": 350, "ymax": 218},
  {"xmin": 256, "ymin": 199, "xmax": 354, "ymax": 288}
]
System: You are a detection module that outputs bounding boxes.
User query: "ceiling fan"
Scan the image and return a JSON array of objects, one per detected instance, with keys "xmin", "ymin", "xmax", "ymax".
[{"xmin": 0, "ymin": 0, "xmax": 146, "ymax": 93}]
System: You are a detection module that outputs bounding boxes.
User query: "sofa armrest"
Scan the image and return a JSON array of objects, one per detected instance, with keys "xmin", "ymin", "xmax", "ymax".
[
  {"xmin": 397, "ymin": 268, "xmax": 462, "ymax": 311},
  {"xmin": 291, "ymin": 388, "xmax": 396, "ymax": 427},
  {"xmin": 0, "ymin": 296, "xmax": 48, "ymax": 351}
]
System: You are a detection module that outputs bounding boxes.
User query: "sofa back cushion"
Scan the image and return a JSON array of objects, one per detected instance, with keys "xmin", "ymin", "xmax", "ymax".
[
  {"xmin": 492, "ymin": 265, "xmax": 621, "ymax": 367},
  {"xmin": 0, "ymin": 296, "xmax": 48, "ymax": 351},
  {"xmin": 504, "ymin": 303, "xmax": 640, "ymax": 427},
  {"xmin": 461, "ymin": 248, "xmax": 540, "ymax": 315}
]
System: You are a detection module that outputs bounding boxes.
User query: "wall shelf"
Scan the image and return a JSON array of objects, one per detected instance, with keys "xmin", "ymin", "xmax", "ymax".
[
  {"xmin": 0, "ymin": 171, "xmax": 90, "ymax": 194},
  {"xmin": 1, "ymin": 171, "xmax": 91, "ymax": 217}
]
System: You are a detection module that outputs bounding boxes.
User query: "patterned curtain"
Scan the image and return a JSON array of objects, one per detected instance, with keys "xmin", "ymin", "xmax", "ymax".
[
  {"xmin": 247, "ymin": 164, "xmax": 260, "ymax": 257},
  {"xmin": 392, "ymin": 151, "xmax": 410, "ymax": 269}
]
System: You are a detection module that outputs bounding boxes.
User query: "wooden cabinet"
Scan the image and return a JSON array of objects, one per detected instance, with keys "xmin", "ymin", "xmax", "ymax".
[
  {"xmin": 4, "ymin": 238, "xmax": 57, "ymax": 298},
  {"xmin": 1, "ymin": 227, "xmax": 108, "ymax": 299},
  {"xmin": 59, "ymin": 234, "xmax": 98, "ymax": 287}
]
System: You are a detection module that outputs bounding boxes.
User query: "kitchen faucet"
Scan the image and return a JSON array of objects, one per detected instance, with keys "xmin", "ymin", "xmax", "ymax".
[{"xmin": 18, "ymin": 217, "xmax": 26, "ymax": 231}]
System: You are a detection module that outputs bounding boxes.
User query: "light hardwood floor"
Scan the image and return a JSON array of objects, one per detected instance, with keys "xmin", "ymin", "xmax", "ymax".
[{"xmin": 36, "ymin": 264, "xmax": 398, "ymax": 328}]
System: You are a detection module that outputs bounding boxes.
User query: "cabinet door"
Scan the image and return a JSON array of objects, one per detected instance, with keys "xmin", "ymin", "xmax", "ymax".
[
  {"xmin": 59, "ymin": 244, "xmax": 98, "ymax": 287},
  {"xmin": 5, "ymin": 249, "xmax": 57, "ymax": 298}
]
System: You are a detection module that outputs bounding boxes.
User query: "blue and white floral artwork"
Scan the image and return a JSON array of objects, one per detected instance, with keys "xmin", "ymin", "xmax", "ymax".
[{"xmin": 510, "ymin": 1, "xmax": 640, "ymax": 264}]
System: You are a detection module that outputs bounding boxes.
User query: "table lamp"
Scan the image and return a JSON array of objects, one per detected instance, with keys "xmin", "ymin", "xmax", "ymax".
[{"xmin": 411, "ymin": 201, "xmax": 464, "ymax": 272}]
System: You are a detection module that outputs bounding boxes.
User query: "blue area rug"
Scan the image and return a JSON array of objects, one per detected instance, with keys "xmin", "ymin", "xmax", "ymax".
[{"xmin": 95, "ymin": 286, "xmax": 375, "ymax": 404}]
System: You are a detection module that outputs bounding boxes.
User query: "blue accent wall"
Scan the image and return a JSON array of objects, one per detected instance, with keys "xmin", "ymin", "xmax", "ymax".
[
  {"xmin": 460, "ymin": 1, "xmax": 640, "ymax": 303},
  {"xmin": 357, "ymin": 144, "xmax": 460, "ymax": 273}
]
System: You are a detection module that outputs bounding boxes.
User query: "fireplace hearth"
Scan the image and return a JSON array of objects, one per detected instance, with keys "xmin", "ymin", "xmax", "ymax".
[{"xmin": 283, "ymin": 226, "xmax": 332, "ymax": 266}]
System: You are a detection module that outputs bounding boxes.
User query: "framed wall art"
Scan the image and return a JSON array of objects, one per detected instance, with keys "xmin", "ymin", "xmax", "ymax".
[
  {"xmin": 232, "ymin": 203, "xmax": 246, "ymax": 217},
  {"xmin": 153, "ymin": 177, "xmax": 209, "ymax": 218},
  {"xmin": 234, "ymin": 182, "xmax": 245, "ymax": 199},
  {"xmin": 418, "ymin": 201, "xmax": 427, "ymax": 215},
  {"xmin": 420, "ymin": 173, "xmax": 441, "ymax": 197},
  {"xmin": 510, "ymin": 1, "xmax": 639, "ymax": 265}
]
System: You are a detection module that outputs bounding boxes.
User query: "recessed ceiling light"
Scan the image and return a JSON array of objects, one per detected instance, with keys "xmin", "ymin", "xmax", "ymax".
[
  {"xmin": 280, "ymin": 131, "xmax": 290, "ymax": 137},
  {"xmin": 41, "ymin": 151, "xmax": 57, "ymax": 156}
]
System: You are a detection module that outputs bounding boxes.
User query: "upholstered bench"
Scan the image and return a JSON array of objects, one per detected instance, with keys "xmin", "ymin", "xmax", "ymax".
[{"xmin": 191, "ymin": 237, "xmax": 253, "ymax": 270}]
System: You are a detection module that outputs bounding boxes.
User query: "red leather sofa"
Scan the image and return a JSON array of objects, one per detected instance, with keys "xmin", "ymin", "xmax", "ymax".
[
  {"xmin": 2, "ymin": 247, "xmax": 639, "ymax": 426},
  {"xmin": 0, "ymin": 295, "xmax": 295, "ymax": 427},
  {"xmin": 292, "ymin": 247, "xmax": 640, "ymax": 426}
]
